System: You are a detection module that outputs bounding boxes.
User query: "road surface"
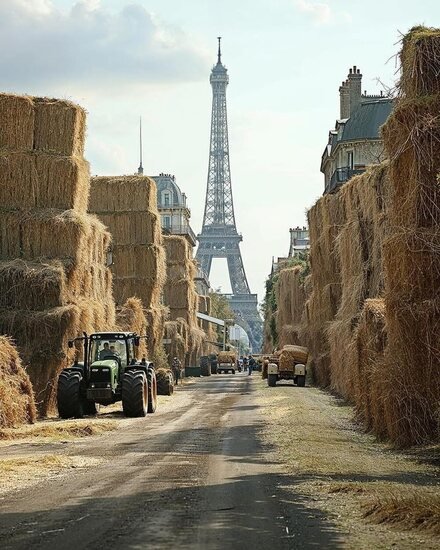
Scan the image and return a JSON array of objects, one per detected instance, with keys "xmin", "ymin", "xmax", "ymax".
[{"xmin": 0, "ymin": 373, "xmax": 342, "ymax": 549}]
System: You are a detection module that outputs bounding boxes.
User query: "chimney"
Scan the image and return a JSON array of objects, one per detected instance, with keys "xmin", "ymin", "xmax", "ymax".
[
  {"xmin": 347, "ymin": 65, "xmax": 362, "ymax": 116},
  {"xmin": 339, "ymin": 79, "xmax": 350, "ymax": 119}
]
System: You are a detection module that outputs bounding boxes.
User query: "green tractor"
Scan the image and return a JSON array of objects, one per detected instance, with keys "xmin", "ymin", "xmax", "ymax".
[{"xmin": 57, "ymin": 332, "xmax": 157, "ymax": 419}]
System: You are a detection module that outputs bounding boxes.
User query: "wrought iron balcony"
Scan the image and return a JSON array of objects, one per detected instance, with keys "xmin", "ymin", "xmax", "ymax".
[{"xmin": 325, "ymin": 167, "xmax": 365, "ymax": 194}]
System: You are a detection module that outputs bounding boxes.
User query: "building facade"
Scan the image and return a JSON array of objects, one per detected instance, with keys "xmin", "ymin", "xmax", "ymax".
[
  {"xmin": 152, "ymin": 173, "xmax": 197, "ymax": 247},
  {"xmin": 321, "ymin": 66, "xmax": 393, "ymax": 194},
  {"xmin": 288, "ymin": 226, "xmax": 309, "ymax": 257}
]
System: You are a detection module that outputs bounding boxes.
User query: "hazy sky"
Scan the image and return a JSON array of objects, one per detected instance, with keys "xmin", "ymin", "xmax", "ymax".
[{"xmin": 2, "ymin": 0, "xmax": 439, "ymax": 302}]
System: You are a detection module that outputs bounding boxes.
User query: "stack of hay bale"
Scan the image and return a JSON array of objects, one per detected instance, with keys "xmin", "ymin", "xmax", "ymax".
[
  {"xmin": 302, "ymin": 193, "xmax": 346, "ymax": 386},
  {"xmin": 0, "ymin": 336, "xmax": 36, "ymax": 428},
  {"xmin": 326, "ymin": 163, "xmax": 389, "ymax": 399},
  {"xmin": 276, "ymin": 266, "xmax": 307, "ymax": 348},
  {"xmin": 163, "ymin": 235, "xmax": 206, "ymax": 366},
  {"xmin": 381, "ymin": 27, "xmax": 440, "ymax": 445},
  {"xmin": 0, "ymin": 94, "xmax": 115, "ymax": 414},
  {"xmin": 89, "ymin": 176, "xmax": 167, "ymax": 361}
]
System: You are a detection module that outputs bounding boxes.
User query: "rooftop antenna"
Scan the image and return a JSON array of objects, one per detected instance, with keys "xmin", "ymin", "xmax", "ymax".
[
  {"xmin": 217, "ymin": 36, "xmax": 222, "ymax": 64},
  {"xmin": 137, "ymin": 116, "xmax": 143, "ymax": 175}
]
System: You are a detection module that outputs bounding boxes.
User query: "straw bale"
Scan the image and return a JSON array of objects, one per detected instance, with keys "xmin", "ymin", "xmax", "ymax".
[
  {"xmin": 0, "ymin": 259, "xmax": 69, "ymax": 310},
  {"xmin": 383, "ymin": 229, "xmax": 440, "ymax": 301},
  {"xmin": 116, "ymin": 298, "xmax": 148, "ymax": 359},
  {"xmin": 163, "ymin": 235, "xmax": 192, "ymax": 264},
  {"xmin": 97, "ymin": 211, "xmax": 161, "ymax": 246},
  {"xmin": 0, "ymin": 335, "xmax": 36, "ymax": 428},
  {"xmin": 90, "ymin": 175, "xmax": 157, "ymax": 213},
  {"xmin": 383, "ymin": 298, "xmax": 440, "ymax": 446},
  {"xmin": 33, "ymin": 97, "xmax": 86, "ymax": 156},
  {"xmin": 0, "ymin": 209, "xmax": 110, "ymax": 265},
  {"xmin": 382, "ymin": 96, "xmax": 440, "ymax": 227},
  {"xmin": 113, "ymin": 278, "xmax": 160, "ymax": 310},
  {"xmin": 0, "ymin": 152, "xmax": 90, "ymax": 212},
  {"xmin": 400, "ymin": 27, "xmax": 440, "ymax": 98},
  {"xmin": 164, "ymin": 279, "xmax": 196, "ymax": 311},
  {"xmin": 279, "ymin": 345, "xmax": 308, "ymax": 370},
  {"xmin": 0, "ymin": 94, "xmax": 34, "ymax": 151},
  {"xmin": 145, "ymin": 305, "xmax": 167, "ymax": 360},
  {"xmin": 218, "ymin": 351, "xmax": 236, "ymax": 363},
  {"xmin": 0, "ymin": 259, "xmax": 112, "ymax": 311},
  {"xmin": 163, "ymin": 320, "xmax": 187, "ymax": 361},
  {"xmin": 352, "ymin": 299, "xmax": 387, "ymax": 437},
  {"xmin": 112, "ymin": 244, "xmax": 166, "ymax": 281}
]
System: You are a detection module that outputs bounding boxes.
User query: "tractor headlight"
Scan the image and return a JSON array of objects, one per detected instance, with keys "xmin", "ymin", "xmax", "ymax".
[
  {"xmin": 91, "ymin": 384, "xmax": 95, "ymax": 388},
  {"xmin": 107, "ymin": 383, "xmax": 111, "ymax": 388}
]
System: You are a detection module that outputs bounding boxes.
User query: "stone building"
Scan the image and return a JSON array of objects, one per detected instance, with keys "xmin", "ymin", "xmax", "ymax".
[
  {"xmin": 321, "ymin": 66, "xmax": 393, "ymax": 194},
  {"xmin": 152, "ymin": 173, "xmax": 197, "ymax": 247},
  {"xmin": 288, "ymin": 226, "xmax": 309, "ymax": 257}
]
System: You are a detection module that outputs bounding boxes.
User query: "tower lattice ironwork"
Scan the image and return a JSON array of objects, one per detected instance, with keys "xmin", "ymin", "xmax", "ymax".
[{"xmin": 196, "ymin": 38, "xmax": 262, "ymax": 351}]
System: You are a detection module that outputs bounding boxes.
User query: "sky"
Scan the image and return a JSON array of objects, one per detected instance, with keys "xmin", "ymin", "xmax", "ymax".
[{"xmin": 1, "ymin": 0, "xmax": 439, "ymax": 303}]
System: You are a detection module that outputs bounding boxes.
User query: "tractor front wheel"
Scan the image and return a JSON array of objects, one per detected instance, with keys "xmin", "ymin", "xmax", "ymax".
[
  {"xmin": 268, "ymin": 374, "xmax": 277, "ymax": 387},
  {"xmin": 122, "ymin": 370, "xmax": 148, "ymax": 417},
  {"xmin": 157, "ymin": 370, "xmax": 174, "ymax": 396},
  {"xmin": 147, "ymin": 368, "xmax": 158, "ymax": 413},
  {"xmin": 57, "ymin": 371, "xmax": 84, "ymax": 419}
]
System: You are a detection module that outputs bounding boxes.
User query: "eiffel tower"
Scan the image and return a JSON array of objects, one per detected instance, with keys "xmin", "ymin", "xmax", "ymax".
[{"xmin": 196, "ymin": 38, "xmax": 262, "ymax": 351}]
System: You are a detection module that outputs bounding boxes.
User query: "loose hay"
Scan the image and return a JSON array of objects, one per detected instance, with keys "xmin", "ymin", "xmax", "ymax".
[{"xmin": 0, "ymin": 336, "xmax": 36, "ymax": 428}]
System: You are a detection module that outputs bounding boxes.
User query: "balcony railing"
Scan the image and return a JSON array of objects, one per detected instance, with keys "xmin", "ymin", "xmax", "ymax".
[
  {"xmin": 325, "ymin": 167, "xmax": 364, "ymax": 194},
  {"xmin": 162, "ymin": 223, "xmax": 197, "ymax": 245}
]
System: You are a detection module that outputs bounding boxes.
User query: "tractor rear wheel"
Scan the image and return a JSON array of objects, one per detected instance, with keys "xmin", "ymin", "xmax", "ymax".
[
  {"xmin": 157, "ymin": 369, "xmax": 174, "ymax": 396},
  {"xmin": 122, "ymin": 370, "xmax": 148, "ymax": 417},
  {"xmin": 268, "ymin": 374, "xmax": 277, "ymax": 387},
  {"xmin": 57, "ymin": 371, "xmax": 84, "ymax": 419},
  {"xmin": 147, "ymin": 368, "xmax": 157, "ymax": 413},
  {"xmin": 297, "ymin": 375, "xmax": 306, "ymax": 387}
]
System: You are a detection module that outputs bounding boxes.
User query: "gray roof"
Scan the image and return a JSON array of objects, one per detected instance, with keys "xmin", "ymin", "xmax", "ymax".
[{"xmin": 340, "ymin": 99, "xmax": 393, "ymax": 142}]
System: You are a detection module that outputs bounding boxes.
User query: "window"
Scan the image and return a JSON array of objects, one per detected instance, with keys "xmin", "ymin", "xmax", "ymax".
[
  {"xmin": 164, "ymin": 192, "xmax": 170, "ymax": 206},
  {"xmin": 347, "ymin": 151, "xmax": 354, "ymax": 169},
  {"xmin": 163, "ymin": 216, "xmax": 171, "ymax": 229}
]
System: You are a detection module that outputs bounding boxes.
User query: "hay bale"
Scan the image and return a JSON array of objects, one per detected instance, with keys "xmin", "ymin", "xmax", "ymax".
[
  {"xmin": 279, "ymin": 345, "xmax": 308, "ymax": 370},
  {"xmin": 97, "ymin": 211, "xmax": 161, "ymax": 245},
  {"xmin": 218, "ymin": 351, "xmax": 236, "ymax": 363},
  {"xmin": 33, "ymin": 97, "xmax": 86, "ymax": 156},
  {"xmin": 0, "ymin": 209, "xmax": 110, "ymax": 265},
  {"xmin": 382, "ymin": 96, "xmax": 440, "ymax": 227},
  {"xmin": 383, "ymin": 229, "xmax": 440, "ymax": 302},
  {"xmin": 116, "ymin": 297, "xmax": 148, "ymax": 359},
  {"xmin": 0, "ymin": 152, "xmax": 90, "ymax": 212},
  {"xmin": 352, "ymin": 299, "xmax": 387, "ymax": 437},
  {"xmin": 90, "ymin": 175, "xmax": 157, "ymax": 212},
  {"xmin": 0, "ymin": 94, "xmax": 34, "ymax": 151},
  {"xmin": 0, "ymin": 335, "xmax": 36, "ymax": 428},
  {"xmin": 163, "ymin": 235, "xmax": 192, "ymax": 264},
  {"xmin": 400, "ymin": 27, "xmax": 440, "ymax": 98},
  {"xmin": 0, "ymin": 259, "xmax": 69, "ymax": 310}
]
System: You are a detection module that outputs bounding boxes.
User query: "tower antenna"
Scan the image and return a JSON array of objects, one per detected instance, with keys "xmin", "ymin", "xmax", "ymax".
[
  {"xmin": 217, "ymin": 36, "xmax": 222, "ymax": 64},
  {"xmin": 137, "ymin": 116, "xmax": 143, "ymax": 175}
]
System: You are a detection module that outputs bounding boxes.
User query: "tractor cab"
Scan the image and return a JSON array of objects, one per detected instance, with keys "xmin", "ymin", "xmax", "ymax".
[{"xmin": 86, "ymin": 333, "xmax": 139, "ymax": 403}]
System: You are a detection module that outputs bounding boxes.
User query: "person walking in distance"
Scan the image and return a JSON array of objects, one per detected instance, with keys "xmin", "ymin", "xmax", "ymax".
[
  {"xmin": 248, "ymin": 355, "xmax": 255, "ymax": 376},
  {"xmin": 242, "ymin": 355, "xmax": 248, "ymax": 375}
]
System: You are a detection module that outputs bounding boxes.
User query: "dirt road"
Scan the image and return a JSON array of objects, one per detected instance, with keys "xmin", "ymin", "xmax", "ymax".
[{"xmin": 0, "ymin": 374, "xmax": 438, "ymax": 549}]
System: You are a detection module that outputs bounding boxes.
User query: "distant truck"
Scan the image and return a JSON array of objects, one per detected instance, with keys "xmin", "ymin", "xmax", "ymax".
[
  {"xmin": 217, "ymin": 351, "xmax": 237, "ymax": 374},
  {"xmin": 267, "ymin": 345, "xmax": 308, "ymax": 387}
]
